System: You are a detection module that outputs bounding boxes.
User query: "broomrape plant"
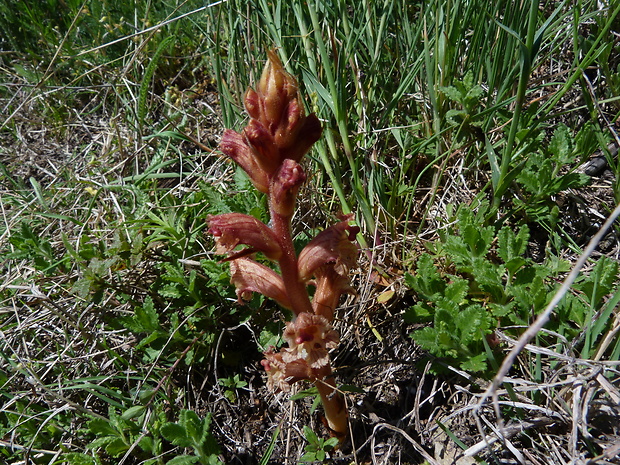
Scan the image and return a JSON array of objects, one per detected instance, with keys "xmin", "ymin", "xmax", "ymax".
[{"xmin": 207, "ymin": 50, "xmax": 359, "ymax": 438}]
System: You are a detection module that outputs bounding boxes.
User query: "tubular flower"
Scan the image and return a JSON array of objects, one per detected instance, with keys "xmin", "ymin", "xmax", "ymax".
[
  {"xmin": 311, "ymin": 265, "xmax": 356, "ymax": 321},
  {"xmin": 207, "ymin": 213, "xmax": 282, "ymax": 260},
  {"xmin": 298, "ymin": 215, "xmax": 360, "ymax": 282},
  {"xmin": 270, "ymin": 159, "xmax": 306, "ymax": 217},
  {"xmin": 219, "ymin": 129, "xmax": 270, "ymax": 193},
  {"xmin": 261, "ymin": 349, "xmax": 312, "ymax": 392},
  {"xmin": 229, "ymin": 258, "xmax": 291, "ymax": 309}
]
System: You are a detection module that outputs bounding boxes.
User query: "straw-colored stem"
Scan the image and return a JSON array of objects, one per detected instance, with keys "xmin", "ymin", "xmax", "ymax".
[{"xmin": 315, "ymin": 370, "xmax": 348, "ymax": 439}]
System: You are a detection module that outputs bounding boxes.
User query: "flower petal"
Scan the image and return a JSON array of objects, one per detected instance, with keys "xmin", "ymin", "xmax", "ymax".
[
  {"xmin": 207, "ymin": 213, "xmax": 282, "ymax": 260},
  {"xmin": 262, "ymin": 348, "xmax": 312, "ymax": 392},
  {"xmin": 311, "ymin": 265, "xmax": 356, "ymax": 320},
  {"xmin": 229, "ymin": 257, "xmax": 291, "ymax": 309}
]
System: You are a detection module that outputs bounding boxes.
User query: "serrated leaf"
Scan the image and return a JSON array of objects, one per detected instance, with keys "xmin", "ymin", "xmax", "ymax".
[
  {"xmin": 443, "ymin": 278, "xmax": 469, "ymax": 304},
  {"xmin": 405, "ymin": 254, "xmax": 446, "ymax": 298},
  {"xmin": 161, "ymin": 423, "xmax": 192, "ymax": 448},
  {"xmin": 179, "ymin": 410, "xmax": 203, "ymax": 443},
  {"xmin": 440, "ymin": 85, "xmax": 463, "ymax": 103},
  {"xmin": 105, "ymin": 438, "xmax": 129, "ymax": 457},
  {"xmin": 460, "ymin": 353, "xmax": 487, "ymax": 372},
  {"xmin": 498, "ymin": 225, "xmax": 530, "ymax": 262},
  {"xmin": 158, "ymin": 283, "xmax": 182, "ymax": 298},
  {"xmin": 135, "ymin": 297, "xmax": 159, "ymax": 332},
  {"xmin": 548, "ymin": 124, "xmax": 572, "ymax": 163}
]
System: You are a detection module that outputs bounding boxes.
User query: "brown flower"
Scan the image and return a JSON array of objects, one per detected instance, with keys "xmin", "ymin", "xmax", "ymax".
[
  {"xmin": 262, "ymin": 348, "xmax": 312, "ymax": 392},
  {"xmin": 282, "ymin": 313, "xmax": 339, "ymax": 368},
  {"xmin": 297, "ymin": 215, "xmax": 360, "ymax": 282},
  {"xmin": 229, "ymin": 258, "xmax": 291, "ymax": 309},
  {"xmin": 270, "ymin": 159, "xmax": 306, "ymax": 217},
  {"xmin": 311, "ymin": 265, "xmax": 356, "ymax": 320},
  {"xmin": 219, "ymin": 129, "xmax": 270, "ymax": 193},
  {"xmin": 207, "ymin": 213, "xmax": 282, "ymax": 260}
]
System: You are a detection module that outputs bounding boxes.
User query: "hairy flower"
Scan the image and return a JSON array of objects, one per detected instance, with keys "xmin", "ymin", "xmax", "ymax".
[
  {"xmin": 262, "ymin": 348, "xmax": 312, "ymax": 392},
  {"xmin": 297, "ymin": 215, "xmax": 360, "ymax": 282},
  {"xmin": 282, "ymin": 313, "xmax": 339, "ymax": 368},
  {"xmin": 219, "ymin": 129, "xmax": 269, "ymax": 193},
  {"xmin": 207, "ymin": 213, "xmax": 282, "ymax": 260},
  {"xmin": 311, "ymin": 266, "xmax": 356, "ymax": 320},
  {"xmin": 244, "ymin": 50, "xmax": 323, "ymax": 167},
  {"xmin": 246, "ymin": 49, "xmax": 298, "ymax": 133},
  {"xmin": 229, "ymin": 258, "xmax": 291, "ymax": 309}
]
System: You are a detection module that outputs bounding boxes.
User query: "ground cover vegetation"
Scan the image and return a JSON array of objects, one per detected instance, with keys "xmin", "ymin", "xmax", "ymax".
[{"xmin": 0, "ymin": 0, "xmax": 619, "ymax": 463}]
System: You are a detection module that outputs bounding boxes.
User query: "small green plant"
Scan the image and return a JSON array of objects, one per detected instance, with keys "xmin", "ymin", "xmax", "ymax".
[
  {"xmin": 218, "ymin": 374, "xmax": 248, "ymax": 403},
  {"xmin": 440, "ymin": 70, "xmax": 486, "ymax": 143},
  {"xmin": 160, "ymin": 410, "xmax": 222, "ymax": 465},
  {"xmin": 298, "ymin": 425, "xmax": 340, "ymax": 463},
  {"xmin": 511, "ymin": 123, "xmax": 592, "ymax": 227},
  {"xmin": 86, "ymin": 405, "xmax": 165, "ymax": 460}
]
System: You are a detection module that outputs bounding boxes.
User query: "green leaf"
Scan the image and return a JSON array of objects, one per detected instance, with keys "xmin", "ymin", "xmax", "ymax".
[
  {"xmin": 135, "ymin": 297, "xmax": 159, "ymax": 332},
  {"xmin": 61, "ymin": 453, "xmax": 98, "ymax": 465},
  {"xmin": 167, "ymin": 456, "xmax": 200, "ymax": 465},
  {"xmin": 88, "ymin": 419, "xmax": 118, "ymax": 437},
  {"xmin": 497, "ymin": 225, "xmax": 530, "ymax": 262},
  {"xmin": 460, "ymin": 353, "xmax": 487, "ymax": 372},
  {"xmin": 548, "ymin": 123, "xmax": 572, "ymax": 164},
  {"xmin": 105, "ymin": 438, "xmax": 129, "ymax": 457},
  {"xmin": 121, "ymin": 405, "xmax": 146, "ymax": 420},
  {"xmin": 161, "ymin": 423, "xmax": 192, "ymax": 448}
]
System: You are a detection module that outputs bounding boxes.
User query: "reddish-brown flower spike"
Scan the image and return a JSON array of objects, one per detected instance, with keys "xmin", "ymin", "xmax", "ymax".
[
  {"xmin": 207, "ymin": 213, "xmax": 282, "ymax": 260},
  {"xmin": 243, "ymin": 50, "xmax": 323, "ymax": 167},
  {"xmin": 229, "ymin": 258, "xmax": 292, "ymax": 309},
  {"xmin": 297, "ymin": 215, "xmax": 360, "ymax": 282},
  {"xmin": 279, "ymin": 112, "xmax": 323, "ymax": 163},
  {"xmin": 243, "ymin": 120, "xmax": 280, "ymax": 175},
  {"xmin": 255, "ymin": 49, "xmax": 299, "ymax": 133}
]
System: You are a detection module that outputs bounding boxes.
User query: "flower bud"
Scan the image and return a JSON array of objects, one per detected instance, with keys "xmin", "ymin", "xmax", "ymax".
[
  {"xmin": 270, "ymin": 159, "xmax": 306, "ymax": 217},
  {"xmin": 257, "ymin": 49, "xmax": 298, "ymax": 132},
  {"xmin": 243, "ymin": 120, "xmax": 280, "ymax": 175}
]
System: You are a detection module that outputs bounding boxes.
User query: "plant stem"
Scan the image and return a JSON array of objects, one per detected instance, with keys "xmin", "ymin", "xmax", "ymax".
[
  {"xmin": 315, "ymin": 371, "xmax": 348, "ymax": 438},
  {"xmin": 270, "ymin": 206, "xmax": 313, "ymax": 316}
]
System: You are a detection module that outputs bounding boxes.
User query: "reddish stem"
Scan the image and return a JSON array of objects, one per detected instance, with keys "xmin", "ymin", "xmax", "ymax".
[{"xmin": 270, "ymin": 206, "xmax": 313, "ymax": 316}]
